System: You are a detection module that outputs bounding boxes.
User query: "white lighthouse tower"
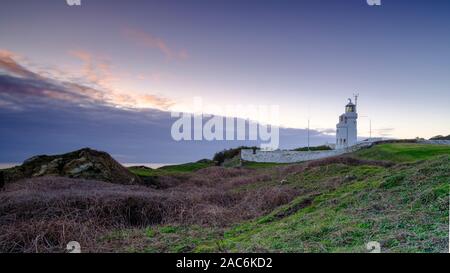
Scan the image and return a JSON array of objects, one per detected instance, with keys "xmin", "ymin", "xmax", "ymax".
[{"xmin": 336, "ymin": 95, "xmax": 358, "ymax": 149}]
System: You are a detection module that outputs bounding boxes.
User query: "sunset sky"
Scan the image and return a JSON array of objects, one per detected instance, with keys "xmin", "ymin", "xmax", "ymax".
[{"xmin": 1, "ymin": 0, "xmax": 449, "ymax": 162}]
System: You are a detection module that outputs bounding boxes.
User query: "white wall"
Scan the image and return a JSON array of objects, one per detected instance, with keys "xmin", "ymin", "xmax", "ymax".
[
  {"xmin": 242, "ymin": 141, "xmax": 450, "ymax": 164},
  {"xmin": 241, "ymin": 142, "xmax": 373, "ymax": 163},
  {"xmin": 241, "ymin": 147, "xmax": 352, "ymax": 163}
]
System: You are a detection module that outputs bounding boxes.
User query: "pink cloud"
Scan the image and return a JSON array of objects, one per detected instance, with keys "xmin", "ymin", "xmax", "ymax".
[
  {"xmin": 0, "ymin": 49, "xmax": 40, "ymax": 79},
  {"xmin": 69, "ymin": 50, "xmax": 117, "ymax": 87},
  {"xmin": 122, "ymin": 27, "xmax": 188, "ymax": 61},
  {"xmin": 1, "ymin": 49, "xmax": 175, "ymax": 111}
]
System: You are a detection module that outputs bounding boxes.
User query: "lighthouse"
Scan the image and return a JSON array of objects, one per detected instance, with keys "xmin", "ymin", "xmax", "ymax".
[{"xmin": 336, "ymin": 95, "xmax": 358, "ymax": 149}]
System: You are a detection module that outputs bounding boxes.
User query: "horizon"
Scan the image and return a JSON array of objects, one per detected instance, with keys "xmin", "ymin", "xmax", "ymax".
[{"xmin": 1, "ymin": 0, "xmax": 450, "ymax": 162}]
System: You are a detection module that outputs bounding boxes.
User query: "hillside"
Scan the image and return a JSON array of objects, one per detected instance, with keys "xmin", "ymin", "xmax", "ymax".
[
  {"xmin": 0, "ymin": 143, "xmax": 448, "ymax": 253},
  {"xmin": 119, "ymin": 144, "xmax": 450, "ymax": 253},
  {"xmin": 193, "ymin": 149, "xmax": 449, "ymax": 252}
]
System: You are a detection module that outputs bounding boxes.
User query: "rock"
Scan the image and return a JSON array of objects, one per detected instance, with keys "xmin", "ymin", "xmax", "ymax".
[{"xmin": 3, "ymin": 148, "xmax": 141, "ymax": 185}]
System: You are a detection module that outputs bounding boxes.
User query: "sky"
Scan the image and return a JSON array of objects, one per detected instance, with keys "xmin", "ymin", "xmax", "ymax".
[{"xmin": 1, "ymin": 0, "xmax": 449, "ymax": 162}]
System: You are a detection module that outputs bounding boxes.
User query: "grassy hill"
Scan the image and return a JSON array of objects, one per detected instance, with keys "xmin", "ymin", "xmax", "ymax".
[
  {"xmin": 119, "ymin": 143, "xmax": 449, "ymax": 253},
  {"xmin": 1, "ymin": 143, "xmax": 448, "ymax": 253},
  {"xmin": 355, "ymin": 143, "xmax": 450, "ymax": 163},
  {"xmin": 128, "ymin": 161, "xmax": 215, "ymax": 177}
]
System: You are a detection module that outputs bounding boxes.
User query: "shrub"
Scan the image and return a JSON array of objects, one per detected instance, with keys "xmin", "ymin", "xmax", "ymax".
[
  {"xmin": 293, "ymin": 145, "xmax": 332, "ymax": 151},
  {"xmin": 0, "ymin": 171, "xmax": 298, "ymax": 252},
  {"xmin": 213, "ymin": 146, "xmax": 259, "ymax": 166}
]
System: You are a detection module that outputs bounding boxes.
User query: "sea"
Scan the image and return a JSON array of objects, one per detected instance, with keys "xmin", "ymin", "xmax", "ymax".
[{"xmin": 0, "ymin": 163, "xmax": 176, "ymax": 170}]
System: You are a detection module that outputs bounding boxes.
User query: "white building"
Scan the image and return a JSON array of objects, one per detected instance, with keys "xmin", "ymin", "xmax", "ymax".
[{"xmin": 336, "ymin": 97, "xmax": 358, "ymax": 149}]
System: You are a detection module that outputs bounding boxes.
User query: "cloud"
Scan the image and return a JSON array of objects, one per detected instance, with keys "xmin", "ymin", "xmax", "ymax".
[
  {"xmin": 375, "ymin": 128, "xmax": 395, "ymax": 137},
  {"xmin": 69, "ymin": 50, "xmax": 118, "ymax": 88},
  {"xmin": 317, "ymin": 128, "xmax": 336, "ymax": 135},
  {"xmin": 138, "ymin": 94, "xmax": 174, "ymax": 109},
  {"xmin": 0, "ymin": 96, "xmax": 334, "ymax": 163},
  {"xmin": 0, "ymin": 51, "xmax": 334, "ymax": 163},
  {"xmin": 122, "ymin": 27, "xmax": 188, "ymax": 61},
  {"xmin": 0, "ymin": 50, "xmax": 40, "ymax": 79},
  {"xmin": 0, "ymin": 49, "xmax": 174, "ymax": 111},
  {"xmin": 0, "ymin": 75, "xmax": 106, "ymax": 111}
]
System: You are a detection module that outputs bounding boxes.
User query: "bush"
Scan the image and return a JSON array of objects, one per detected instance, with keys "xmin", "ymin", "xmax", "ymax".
[
  {"xmin": 430, "ymin": 135, "xmax": 450, "ymax": 140},
  {"xmin": 293, "ymin": 145, "xmax": 332, "ymax": 151},
  {"xmin": 213, "ymin": 146, "xmax": 259, "ymax": 165},
  {"xmin": 0, "ymin": 170, "xmax": 298, "ymax": 252}
]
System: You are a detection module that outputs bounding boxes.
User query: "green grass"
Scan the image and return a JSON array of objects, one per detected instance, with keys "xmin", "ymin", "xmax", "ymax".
[
  {"xmin": 293, "ymin": 145, "xmax": 332, "ymax": 151},
  {"xmin": 128, "ymin": 161, "xmax": 214, "ymax": 177},
  {"xmin": 355, "ymin": 143, "xmax": 450, "ymax": 162},
  {"xmin": 118, "ymin": 143, "xmax": 450, "ymax": 253},
  {"xmin": 159, "ymin": 226, "xmax": 182, "ymax": 234},
  {"xmin": 192, "ymin": 156, "xmax": 449, "ymax": 253}
]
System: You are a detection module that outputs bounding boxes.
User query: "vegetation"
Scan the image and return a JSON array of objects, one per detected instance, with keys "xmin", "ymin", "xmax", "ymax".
[
  {"xmin": 132, "ymin": 144, "xmax": 450, "ymax": 253},
  {"xmin": 293, "ymin": 145, "xmax": 332, "ymax": 152},
  {"xmin": 128, "ymin": 160, "xmax": 214, "ymax": 177},
  {"xmin": 242, "ymin": 161, "xmax": 290, "ymax": 169},
  {"xmin": 355, "ymin": 143, "xmax": 450, "ymax": 162},
  {"xmin": 134, "ymin": 152, "xmax": 449, "ymax": 253},
  {"xmin": 0, "ymin": 143, "xmax": 448, "ymax": 253},
  {"xmin": 430, "ymin": 135, "xmax": 450, "ymax": 140},
  {"xmin": 193, "ymin": 157, "xmax": 448, "ymax": 252},
  {"xmin": 213, "ymin": 146, "xmax": 259, "ymax": 166}
]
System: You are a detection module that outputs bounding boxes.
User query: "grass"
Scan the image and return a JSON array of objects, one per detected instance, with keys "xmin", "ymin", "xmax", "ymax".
[
  {"xmin": 293, "ymin": 145, "xmax": 332, "ymax": 152},
  {"xmin": 102, "ymin": 225, "xmax": 222, "ymax": 253},
  {"xmin": 189, "ymin": 156, "xmax": 449, "ymax": 253},
  {"xmin": 143, "ymin": 225, "xmax": 222, "ymax": 253},
  {"xmin": 355, "ymin": 143, "xmax": 450, "ymax": 162},
  {"xmin": 242, "ymin": 161, "xmax": 290, "ymax": 169},
  {"xmin": 131, "ymin": 144, "xmax": 450, "ymax": 253},
  {"xmin": 128, "ymin": 161, "xmax": 214, "ymax": 177},
  {"xmin": 2, "ymin": 143, "xmax": 448, "ymax": 253}
]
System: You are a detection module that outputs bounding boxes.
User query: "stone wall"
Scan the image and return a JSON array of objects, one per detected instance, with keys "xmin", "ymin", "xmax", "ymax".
[
  {"xmin": 241, "ymin": 140, "xmax": 450, "ymax": 164},
  {"xmin": 240, "ymin": 143, "xmax": 368, "ymax": 163},
  {"xmin": 241, "ymin": 149, "xmax": 343, "ymax": 163}
]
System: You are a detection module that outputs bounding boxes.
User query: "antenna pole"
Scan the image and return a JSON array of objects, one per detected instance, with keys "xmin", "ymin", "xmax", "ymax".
[{"xmin": 353, "ymin": 93, "xmax": 359, "ymax": 107}]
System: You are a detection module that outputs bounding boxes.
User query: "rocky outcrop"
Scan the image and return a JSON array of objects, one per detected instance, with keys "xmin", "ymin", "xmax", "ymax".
[{"xmin": 3, "ymin": 148, "xmax": 141, "ymax": 185}]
